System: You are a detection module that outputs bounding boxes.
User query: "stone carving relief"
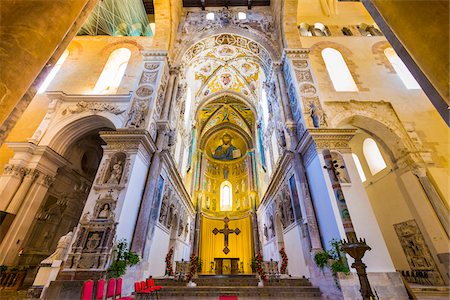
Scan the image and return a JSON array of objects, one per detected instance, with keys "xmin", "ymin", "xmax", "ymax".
[
  {"xmin": 394, "ymin": 219, "xmax": 444, "ymax": 285},
  {"xmin": 126, "ymin": 99, "xmax": 149, "ymax": 128},
  {"xmin": 98, "ymin": 152, "xmax": 128, "ymax": 186},
  {"xmin": 330, "ymin": 151, "xmax": 351, "ymax": 184},
  {"xmin": 62, "ymin": 101, "xmax": 125, "ymax": 115},
  {"xmin": 288, "ymin": 52, "xmax": 328, "ymax": 129},
  {"xmin": 135, "ymin": 85, "xmax": 154, "ymax": 98},
  {"xmin": 65, "ymin": 193, "xmax": 117, "ymax": 271}
]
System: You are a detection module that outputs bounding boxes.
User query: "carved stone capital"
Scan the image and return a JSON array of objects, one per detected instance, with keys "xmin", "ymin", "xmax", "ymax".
[
  {"xmin": 100, "ymin": 129, "xmax": 157, "ymax": 157},
  {"xmin": 297, "ymin": 128, "xmax": 357, "ymax": 160},
  {"xmin": 3, "ymin": 164, "xmax": 26, "ymax": 178},
  {"xmin": 24, "ymin": 168, "xmax": 40, "ymax": 181},
  {"xmin": 39, "ymin": 174, "xmax": 55, "ymax": 188}
]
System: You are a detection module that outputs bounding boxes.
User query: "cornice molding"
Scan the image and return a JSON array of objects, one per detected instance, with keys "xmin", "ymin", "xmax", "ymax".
[
  {"xmin": 46, "ymin": 91, "xmax": 132, "ymax": 103},
  {"xmin": 99, "ymin": 129, "xmax": 157, "ymax": 156}
]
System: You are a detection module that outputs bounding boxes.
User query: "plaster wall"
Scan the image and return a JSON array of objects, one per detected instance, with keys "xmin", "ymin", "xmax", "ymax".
[
  {"xmin": 116, "ymin": 152, "xmax": 149, "ymax": 243},
  {"xmin": 147, "ymin": 225, "xmax": 170, "ymax": 276},
  {"xmin": 350, "ymin": 132, "xmax": 449, "ymax": 274},
  {"xmin": 300, "ymin": 35, "xmax": 449, "ymax": 205},
  {"xmin": 283, "ymin": 223, "xmax": 310, "ymax": 277}
]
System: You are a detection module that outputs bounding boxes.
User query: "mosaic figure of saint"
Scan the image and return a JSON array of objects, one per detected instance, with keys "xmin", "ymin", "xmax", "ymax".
[{"xmin": 212, "ymin": 133, "xmax": 241, "ymax": 161}]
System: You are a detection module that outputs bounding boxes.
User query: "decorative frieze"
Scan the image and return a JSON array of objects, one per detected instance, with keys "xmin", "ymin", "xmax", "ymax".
[{"xmin": 62, "ymin": 101, "xmax": 125, "ymax": 115}]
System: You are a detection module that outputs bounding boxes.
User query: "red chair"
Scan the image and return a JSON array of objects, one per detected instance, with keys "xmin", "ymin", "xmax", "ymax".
[
  {"xmin": 145, "ymin": 279, "xmax": 160, "ymax": 300},
  {"xmin": 115, "ymin": 278, "xmax": 134, "ymax": 300},
  {"xmin": 106, "ymin": 278, "xmax": 116, "ymax": 299},
  {"xmin": 95, "ymin": 279, "xmax": 105, "ymax": 300},
  {"xmin": 81, "ymin": 280, "xmax": 94, "ymax": 300},
  {"xmin": 134, "ymin": 281, "xmax": 141, "ymax": 293},
  {"xmin": 140, "ymin": 280, "xmax": 156, "ymax": 299},
  {"xmin": 146, "ymin": 278, "xmax": 162, "ymax": 291}
]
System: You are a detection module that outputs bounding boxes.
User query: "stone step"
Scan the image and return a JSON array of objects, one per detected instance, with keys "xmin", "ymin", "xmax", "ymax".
[
  {"xmin": 155, "ymin": 286, "xmax": 322, "ymax": 297},
  {"xmin": 154, "ymin": 277, "xmax": 312, "ymax": 287}
]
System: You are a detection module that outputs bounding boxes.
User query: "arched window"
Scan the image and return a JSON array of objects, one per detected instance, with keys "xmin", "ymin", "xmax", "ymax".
[
  {"xmin": 238, "ymin": 12, "xmax": 247, "ymax": 20},
  {"xmin": 384, "ymin": 47, "xmax": 420, "ymax": 89},
  {"xmin": 363, "ymin": 138, "xmax": 387, "ymax": 175},
  {"xmin": 38, "ymin": 49, "xmax": 69, "ymax": 94},
  {"xmin": 206, "ymin": 12, "xmax": 215, "ymax": 20},
  {"xmin": 313, "ymin": 23, "xmax": 327, "ymax": 36},
  {"xmin": 94, "ymin": 48, "xmax": 131, "ymax": 94},
  {"xmin": 321, "ymin": 48, "xmax": 358, "ymax": 92},
  {"xmin": 184, "ymin": 86, "xmax": 192, "ymax": 128},
  {"xmin": 299, "ymin": 23, "xmax": 312, "ymax": 37},
  {"xmin": 352, "ymin": 153, "xmax": 366, "ymax": 182},
  {"xmin": 220, "ymin": 181, "xmax": 232, "ymax": 211}
]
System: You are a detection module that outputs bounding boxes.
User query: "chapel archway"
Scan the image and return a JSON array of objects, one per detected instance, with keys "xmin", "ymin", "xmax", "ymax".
[
  {"xmin": 15, "ymin": 117, "xmax": 115, "ymax": 269},
  {"xmin": 177, "ymin": 32, "xmax": 274, "ymax": 274}
]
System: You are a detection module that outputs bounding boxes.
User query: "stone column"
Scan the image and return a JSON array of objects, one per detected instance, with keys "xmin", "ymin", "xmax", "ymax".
[
  {"xmin": 412, "ymin": 167, "xmax": 450, "ymax": 238},
  {"xmin": 0, "ymin": 144, "xmax": 66, "ymax": 265},
  {"xmin": 131, "ymin": 123, "xmax": 170, "ymax": 257},
  {"xmin": 0, "ymin": 172, "xmax": 56, "ymax": 265},
  {"xmin": 160, "ymin": 67, "xmax": 179, "ymax": 122},
  {"xmin": 5, "ymin": 169, "xmax": 39, "ymax": 214},
  {"xmin": 290, "ymin": 152, "xmax": 323, "ymax": 251},
  {"xmin": 273, "ymin": 63, "xmax": 294, "ymax": 124},
  {"xmin": 0, "ymin": 165, "xmax": 26, "ymax": 211}
]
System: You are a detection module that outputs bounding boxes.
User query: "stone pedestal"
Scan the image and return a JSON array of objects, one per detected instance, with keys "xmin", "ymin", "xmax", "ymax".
[
  {"xmin": 338, "ymin": 272, "xmax": 408, "ymax": 300},
  {"xmin": 28, "ymin": 260, "xmax": 62, "ymax": 299}
]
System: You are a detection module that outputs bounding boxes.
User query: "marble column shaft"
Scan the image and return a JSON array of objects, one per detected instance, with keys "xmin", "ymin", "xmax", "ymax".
[
  {"xmin": 0, "ymin": 166, "xmax": 25, "ymax": 211},
  {"xmin": 274, "ymin": 64, "xmax": 294, "ymax": 123},
  {"xmin": 6, "ymin": 170, "xmax": 39, "ymax": 214},
  {"xmin": 0, "ymin": 173, "xmax": 54, "ymax": 265},
  {"xmin": 414, "ymin": 169, "xmax": 450, "ymax": 238}
]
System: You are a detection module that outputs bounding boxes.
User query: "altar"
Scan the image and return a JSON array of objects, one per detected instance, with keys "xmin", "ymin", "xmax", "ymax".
[{"xmin": 214, "ymin": 258, "xmax": 240, "ymax": 274}]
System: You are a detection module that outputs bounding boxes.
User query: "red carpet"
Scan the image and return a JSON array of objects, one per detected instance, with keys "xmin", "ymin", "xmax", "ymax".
[{"xmin": 218, "ymin": 296, "xmax": 238, "ymax": 300}]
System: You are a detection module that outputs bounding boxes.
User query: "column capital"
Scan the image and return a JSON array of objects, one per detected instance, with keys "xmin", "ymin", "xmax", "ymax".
[
  {"xmin": 100, "ymin": 129, "xmax": 157, "ymax": 156},
  {"xmin": 297, "ymin": 128, "xmax": 357, "ymax": 153}
]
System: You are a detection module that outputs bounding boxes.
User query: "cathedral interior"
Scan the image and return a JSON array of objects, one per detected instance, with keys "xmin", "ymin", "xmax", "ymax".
[{"xmin": 0, "ymin": 0, "xmax": 448, "ymax": 299}]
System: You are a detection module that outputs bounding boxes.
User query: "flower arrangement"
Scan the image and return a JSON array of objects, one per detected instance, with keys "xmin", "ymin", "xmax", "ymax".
[
  {"xmin": 165, "ymin": 247, "xmax": 174, "ymax": 276},
  {"xmin": 255, "ymin": 252, "xmax": 267, "ymax": 282},
  {"xmin": 186, "ymin": 254, "xmax": 198, "ymax": 281},
  {"xmin": 279, "ymin": 247, "xmax": 288, "ymax": 274}
]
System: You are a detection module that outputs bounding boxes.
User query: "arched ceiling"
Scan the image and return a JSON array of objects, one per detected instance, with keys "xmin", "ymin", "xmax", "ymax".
[
  {"xmin": 197, "ymin": 97, "xmax": 255, "ymax": 138},
  {"xmin": 191, "ymin": 45, "xmax": 262, "ymax": 102}
]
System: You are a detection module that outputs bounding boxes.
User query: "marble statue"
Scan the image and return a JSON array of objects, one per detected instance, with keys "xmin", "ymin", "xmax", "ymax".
[
  {"xmin": 107, "ymin": 161, "xmax": 123, "ymax": 184},
  {"xmin": 41, "ymin": 231, "xmax": 73, "ymax": 264}
]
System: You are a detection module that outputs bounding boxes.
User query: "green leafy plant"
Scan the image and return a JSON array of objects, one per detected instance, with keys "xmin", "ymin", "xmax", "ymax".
[
  {"xmin": 313, "ymin": 239, "xmax": 350, "ymax": 287},
  {"xmin": 195, "ymin": 256, "xmax": 202, "ymax": 272},
  {"xmin": 107, "ymin": 239, "xmax": 140, "ymax": 278},
  {"xmin": 314, "ymin": 251, "xmax": 330, "ymax": 270},
  {"xmin": 331, "ymin": 260, "xmax": 350, "ymax": 275},
  {"xmin": 250, "ymin": 257, "xmax": 257, "ymax": 272}
]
